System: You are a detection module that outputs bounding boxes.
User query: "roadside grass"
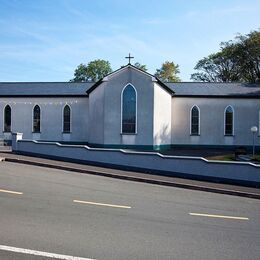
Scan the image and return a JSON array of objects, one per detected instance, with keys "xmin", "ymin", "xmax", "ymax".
[
  {"xmin": 206, "ymin": 154, "xmax": 235, "ymax": 161},
  {"xmin": 206, "ymin": 154, "xmax": 260, "ymax": 161}
]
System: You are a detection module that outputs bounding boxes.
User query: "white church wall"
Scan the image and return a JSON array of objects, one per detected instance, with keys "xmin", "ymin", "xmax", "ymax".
[
  {"xmin": 153, "ymin": 83, "xmax": 172, "ymax": 146},
  {"xmin": 171, "ymin": 97, "xmax": 260, "ymax": 146},
  {"xmin": 0, "ymin": 97, "xmax": 89, "ymax": 142},
  {"xmin": 88, "ymin": 83, "xmax": 105, "ymax": 145}
]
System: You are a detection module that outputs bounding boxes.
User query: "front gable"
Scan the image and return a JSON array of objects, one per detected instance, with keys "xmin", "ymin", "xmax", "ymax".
[
  {"xmin": 86, "ymin": 64, "xmax": 174, "ymax": 96},
  {"xmin": 87, "ymin": 64, "xmax": 174, "ymax": 147}
]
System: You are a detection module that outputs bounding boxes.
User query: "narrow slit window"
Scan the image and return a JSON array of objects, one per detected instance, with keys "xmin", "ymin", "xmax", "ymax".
[
  {"xmin": 33, "ymin": 105, "xmax": 41, "ymax": 133},
  {"xmin": 225, "ymin": 106, "xmax": 234, "ymax": 135},
  {"xmin": 4, "ymin": 105, "xmax": 11, "ymax": 132},
  {"xmin": 63, "ymin": 105, "xmax": 71, "ymax": 133},
  {"xmin": 191, "ymin": 106, "xmax": 199, "ymax": 135}
]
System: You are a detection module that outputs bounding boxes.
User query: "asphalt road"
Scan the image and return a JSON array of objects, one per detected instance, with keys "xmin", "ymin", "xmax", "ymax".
[{"xmin": 0, "ymin": 161, "xmax": 259, "ymax": 260}]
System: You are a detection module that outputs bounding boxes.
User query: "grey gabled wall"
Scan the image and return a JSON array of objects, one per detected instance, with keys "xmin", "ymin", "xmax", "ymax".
[
  {"xmin": 89, "ymin": 67, "xmax": 154, "ymax": 146},
  {"xmin": 88, "ymin": 84, "xmax": 105, "ymax": 144}
]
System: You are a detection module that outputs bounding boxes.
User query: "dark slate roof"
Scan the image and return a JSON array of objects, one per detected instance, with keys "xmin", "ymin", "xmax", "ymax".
[
  {"xmin": 0, "ymin": 82, "xmax": 94, "ymax": 97},
  {"xmin": 166, "ymin": 82, "xmax": 260, "ymax": 97},
  {"xmin": 0, "ymin": 81, "xmax": 259, "ymax": 98}
]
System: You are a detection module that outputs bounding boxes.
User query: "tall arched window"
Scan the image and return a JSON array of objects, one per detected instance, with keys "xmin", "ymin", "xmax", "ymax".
[
  {"xmin": 121, "ymin": 84, "xmax": 137, "ymax": 134},
  {"xmin": 4, "ymin": 105, "xmax": 11, "ymax": 132},
  {"xmin": 191, "ymin": 105, "xmax": 200, "ymax": 135},
  {"xmin": 63, "ymin": 105, "xmax": 71, "ymax": 133},
  {"xmin": 259, "ymin": 110, "xmax": 260, "ymax": 135},
  {"xmin": 33, "ymin": 105, "xmax": 41, "ymax": 133},
  {"xmin": 224, "ymin": 106, "xmax": 234, "ymax": 135}
]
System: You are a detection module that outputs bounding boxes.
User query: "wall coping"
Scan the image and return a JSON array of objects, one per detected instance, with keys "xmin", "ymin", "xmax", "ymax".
[{"xmin": 17, "ymin": 139, "xmax": 260, "ymax": 168}]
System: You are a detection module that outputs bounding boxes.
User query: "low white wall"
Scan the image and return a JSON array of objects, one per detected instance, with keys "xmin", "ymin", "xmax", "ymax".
[{"xmin": 14, "ymin": 139, "xmax": 260, "ymax": 184}]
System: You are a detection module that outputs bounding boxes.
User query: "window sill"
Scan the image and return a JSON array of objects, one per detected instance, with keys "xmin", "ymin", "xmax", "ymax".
[
  {"xmin": 190, "ymin": 134, "xmax": 200, "ymax": 136},
  {"xmin": 32, "ymin": 132, "xmax": 41, "ymax": 134},
  {"xmin": 121, "ymin": 133, "xmax": 137, "ymax": 135},
  {"xmin": 3, "ymin": 131, "xmax": 12, "ymax": 133},
  {"xmin": 224, "ymin": 134, "xmax": 234, "ymax": 137},
  {"xmin": 62, "ymin": 132, "xmax": 71, "ymax": 134}
]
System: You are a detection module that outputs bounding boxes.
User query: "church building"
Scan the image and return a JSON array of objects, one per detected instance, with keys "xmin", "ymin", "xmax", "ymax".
[{"xmin": 0, "ymin": 63, "xmax": 260, "ymax": 150}]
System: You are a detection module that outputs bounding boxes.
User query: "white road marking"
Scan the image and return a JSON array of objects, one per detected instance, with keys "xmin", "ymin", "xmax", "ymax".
[
  {"xmin": 73, "ymin": 199, "xmax": 131, "ymax": 209},
  {"xmin": 0, "ymin": 245, "xmax": 96, "ymax": 260},
  {"xmin": 0, "ymin": 188, "xmax": 23, "ymax": 195},
  {"xmin": 189, "ymin": 212, "xmax": 249, "ymax": 220}
]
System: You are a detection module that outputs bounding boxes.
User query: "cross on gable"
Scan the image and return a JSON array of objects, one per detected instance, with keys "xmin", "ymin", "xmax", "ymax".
[{"xmin": 125, "ymin": 53, "xmax": 134, "ymax": 64}]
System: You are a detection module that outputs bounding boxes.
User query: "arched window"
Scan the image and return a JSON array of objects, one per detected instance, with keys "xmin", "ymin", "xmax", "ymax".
[
  {"xmin": 191, "ymin": 105, "xmax": 200, "ymax": 135},
  {"xmin": 33, "ymin": 105, "xmax": 41, "ymax": 133},
  {"xmin": 224, "ymin": 106, "xmax": 234, "ymax": 135},
  {"xmin": 63, "ymin": 105, "xmax": 71, "ymax": 133},
  {"xmin": 259, "ymin": 110, "xmax": 260, "ymax": 135},
  {"xmin": 121, "ymin": 84, "xmax": 137, "ymax": 134},
  {"xmin": 4, "ymin": 105, "xmax": 11, "ymax": 132}
]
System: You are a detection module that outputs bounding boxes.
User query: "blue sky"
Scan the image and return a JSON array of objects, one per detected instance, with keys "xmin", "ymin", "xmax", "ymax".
[{"xmin": 0, "ymin": 0, "xmax": 259, "ymax": 82}]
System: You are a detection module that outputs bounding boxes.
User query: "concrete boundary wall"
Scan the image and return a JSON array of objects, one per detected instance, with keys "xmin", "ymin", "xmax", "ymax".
[{"xmin": 13, "ymin": 138, "xmax": 260, "ymax": 185}]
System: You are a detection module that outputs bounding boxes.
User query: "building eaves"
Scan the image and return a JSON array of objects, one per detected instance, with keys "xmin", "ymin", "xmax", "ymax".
[
  {"xmin": 165, "ymin": 82, "xmax": 260, "ymax": 97},
  {"xmin": 0, "ymin": 82, "xmax": 94, "ymax": 96}
]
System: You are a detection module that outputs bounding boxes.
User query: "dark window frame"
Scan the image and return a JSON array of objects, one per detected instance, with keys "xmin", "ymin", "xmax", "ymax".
[
  {"xmin": 225, "ymin": 106, "xmax": 234, "ymax": 136},
  {"xmin": 191, "ymin": 105, "xmax": 200, "ymax": 135},
  {"xmin": 33, "ymin": 105, "xmax": 41, "ymax": 133},
  {"xmin": 63, "ymin": 105, "xmax": 71, "ymax": 133},
  {"xmin": 4, "ymin": 105, "xmax": 11, "ymax": 132},
  {"xmin": 121, "ymin": 84, "xmax": 137, "ymax": 134}
]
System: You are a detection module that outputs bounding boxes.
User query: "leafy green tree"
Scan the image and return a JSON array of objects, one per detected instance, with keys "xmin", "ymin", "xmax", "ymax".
[
  {"xmin": 71, "ymin": 64, "xmax": 88, "ymax": 82},
  {"xmin": 191, "ymin": 30, "xmax": 260, "ymax": 83},
  {"xmin": 71, "ymin": 59, "xmax": 112, "ymax": 82},
  {"xmin": 134, "ymin": 62, "xmax": 147, "ymax": 72},
  {"xmin": 190, "ymin": 48, "xmax": 240, "ymax": 82},
  {"xmin": 155, "ymin": 61, "xmax": 181, "ymax": 82},
  {"xmin": 234, "ymin": 31, "xmax": 260, "ymax": 82}
]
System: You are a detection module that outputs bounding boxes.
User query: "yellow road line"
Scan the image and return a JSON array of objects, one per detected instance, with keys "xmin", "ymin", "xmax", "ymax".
[
  {"xmin": 189, "ymin": 212, "xmax": 249, "ymax": 220},
  {"xmin": 73, "ymin": 199, "xmax": 131, "ymax": 209},
  {"xmin": 0, "ymin": 189, "xmax": 23, "ymax": 195}
]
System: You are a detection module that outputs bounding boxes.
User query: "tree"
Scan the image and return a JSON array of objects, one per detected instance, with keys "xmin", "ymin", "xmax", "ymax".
[
  {"xmin": 71, "ymin": 64, "xmax": 88, "ymax": 82},
  {"xmin": 71, "ymin": 59, "xmax": 112, "ymax": 82},
  {"xmin": 190, "ymin": 48, "xmax": 240, "ymax": 82},
  {"xmin": 155, "ymin": 61, "xmax": 181, "ymax": 82},
  {"xmin": 234, "ymin": 31, "xmax": 260, "ymax": 82},
  {"xmin": 191, "ymin": 30, "xmax": 260, "ymax": 83},
  {"xmin": 134, "ymin": 62, "xmax": 147, "ymax": 72}
]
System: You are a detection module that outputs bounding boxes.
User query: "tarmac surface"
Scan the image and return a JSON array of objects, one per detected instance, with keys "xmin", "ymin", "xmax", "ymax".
[
  {"xmin": 1, "ymin": 161, "xmax": 259, "ymax": 260},
  {"xmin": 0, "ymin": 147, "xmax": 259, "ymax": 199}
]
